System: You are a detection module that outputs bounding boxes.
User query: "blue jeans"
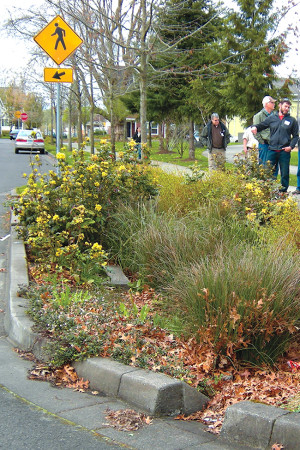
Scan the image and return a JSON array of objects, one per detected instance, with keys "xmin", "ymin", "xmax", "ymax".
[
  {"xmin": 258, "ymin": 143, "xmax": 269, "ymax": 165},
  {"xmin": 259, "ymin": 143, "xmax": 278, "ymax": 177},
  {"xmin": 266, "ymin": 149, "xmax": 291, "ymax": 190},
  {"xmin": 297, "ymin": 149, "xmax": 300, "ymax": 190},
  {"xmin": 135, "ymin": 144, "xmax": 141, "ymax": 159}
]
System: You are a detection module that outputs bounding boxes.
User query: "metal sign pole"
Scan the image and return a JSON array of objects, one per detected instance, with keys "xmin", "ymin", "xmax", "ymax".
[
  {"xmin": 56, "ymin": 82, "xmax": 60, "ymax": 155},
  {"xmin": 56, "ymin": 83, "xmax": 61, "ymax": 175}
]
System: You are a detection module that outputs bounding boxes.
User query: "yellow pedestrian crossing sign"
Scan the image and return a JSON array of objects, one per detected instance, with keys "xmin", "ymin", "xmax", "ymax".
[{"xmin": 34, "ymin": 15, "xmax": 83, "ymax": 65}]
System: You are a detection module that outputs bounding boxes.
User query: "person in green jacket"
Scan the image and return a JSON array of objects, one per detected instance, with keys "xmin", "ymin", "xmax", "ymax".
[{"xmin": 253, "ymin": 96, "xmax": 276, "ymax": 165}]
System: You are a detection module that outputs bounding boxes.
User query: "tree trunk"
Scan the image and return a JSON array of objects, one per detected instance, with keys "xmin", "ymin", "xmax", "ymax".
[
  {"xmin": 139, "ymin": 0, "xmax": 147, "ymax": 159},
  {"xmin": 68, "ymin": 91, "xmax": 72, "ymax": 152},
  {"xmin": 189, "ymin": 120, "xmax": 195, "ymax": 160},
  {"xmin": 148, "ymin": 121, "xmax": 152, "ymax": 148},
  {"xmin": 158, "ymin": 123, "xmax": 165, "ymax": 152}
]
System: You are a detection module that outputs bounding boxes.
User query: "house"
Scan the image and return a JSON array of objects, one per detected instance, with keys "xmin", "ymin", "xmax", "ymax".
[{"xmin": 0, "ymin": 98, "xmax": 10, "ymax": 135}]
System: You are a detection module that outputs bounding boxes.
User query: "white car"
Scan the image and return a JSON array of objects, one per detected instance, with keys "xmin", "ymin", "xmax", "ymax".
[{"xmin": 14, "ymin": 130, "xmax": 45, "ymax": 154}]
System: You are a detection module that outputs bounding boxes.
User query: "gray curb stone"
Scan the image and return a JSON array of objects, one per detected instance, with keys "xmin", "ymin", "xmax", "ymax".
[
  {"xmin": 221, "ymin": 400, "xmax": 299, "ymax": 449},
  {"xmin": 74, "ymin": 357, "xmax": 208, "ymax": 416}
]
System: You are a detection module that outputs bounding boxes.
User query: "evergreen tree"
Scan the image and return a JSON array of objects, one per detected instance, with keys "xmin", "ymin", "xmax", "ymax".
[{"xmin": 220, "ymin": 0, "xmax": 288, "ymax": 124}]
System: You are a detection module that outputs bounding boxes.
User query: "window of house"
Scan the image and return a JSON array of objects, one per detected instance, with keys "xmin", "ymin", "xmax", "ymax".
[{"xmin": 148, "ymin": 123, "xmax": 158, "ymax": 135}]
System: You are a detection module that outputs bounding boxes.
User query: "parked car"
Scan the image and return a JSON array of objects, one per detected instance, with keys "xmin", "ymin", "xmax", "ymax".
[
  {"xmin": 14, "ymin": 130, "xmax": 45, "ymax": 154},
  {"xmin": 9, "ymin": 129, "xmax": 22, "ymax": 140}
]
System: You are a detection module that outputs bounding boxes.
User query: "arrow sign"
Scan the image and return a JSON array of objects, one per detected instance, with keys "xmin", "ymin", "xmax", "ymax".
[
  {"xmin": 44, "ymin": 68, "xmax": 73, "ymax": 83},
  {"xmin": 53, "ymin": 71, "xmax": 66, "ymax": 80},
  {"xmin": 34, "ymin": 15, "xmax": 83, "ymax": 65}
]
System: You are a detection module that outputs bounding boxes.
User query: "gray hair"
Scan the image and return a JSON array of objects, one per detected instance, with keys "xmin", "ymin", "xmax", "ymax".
[
  {"xmin": 211, "ymin": 113, "xmax": 219, "ymax": 120},
  {"xmin": 262, "ymin": 96, "xmax": 276, "ymax": 107}
]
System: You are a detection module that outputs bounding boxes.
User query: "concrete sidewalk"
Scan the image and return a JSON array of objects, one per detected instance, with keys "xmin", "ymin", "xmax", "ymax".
[{"xmin": 5, "ymin": 207, "xmax": 300, "ymax": 449}]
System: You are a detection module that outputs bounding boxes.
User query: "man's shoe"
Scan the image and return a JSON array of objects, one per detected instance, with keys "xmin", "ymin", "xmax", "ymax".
[
  {"xmin": 279, "ymin": 188, "xmax": 287, "ymax": 193},
  {"xmin": 293, "ymin": 189, "xmax": 300, "ymax": 195}
]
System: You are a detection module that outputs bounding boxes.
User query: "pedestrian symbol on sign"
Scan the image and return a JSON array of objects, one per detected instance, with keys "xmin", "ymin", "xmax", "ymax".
[{"xmin": 51, "ymin": 23, "xmax": 66, "ymax": 50}]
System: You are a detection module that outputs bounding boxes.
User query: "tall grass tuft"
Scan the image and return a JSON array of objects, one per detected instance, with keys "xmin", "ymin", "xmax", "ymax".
[{"xmin": 168, "ymin": 241, "xmax": 300, "ymax": 365}]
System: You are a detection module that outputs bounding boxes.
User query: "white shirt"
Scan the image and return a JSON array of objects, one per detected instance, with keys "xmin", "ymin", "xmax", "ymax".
[{"xmin": 243, "ymin": 127, "xmax": 259, "ymax": 149}]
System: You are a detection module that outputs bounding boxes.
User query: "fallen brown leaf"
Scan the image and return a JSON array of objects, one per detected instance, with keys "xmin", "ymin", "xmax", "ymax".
[{"xmin": 104, "ymin": 408, "xmax": 152, "ymax": 431}]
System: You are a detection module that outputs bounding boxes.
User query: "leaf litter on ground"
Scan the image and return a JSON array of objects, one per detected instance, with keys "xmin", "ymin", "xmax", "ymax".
[{"xmin": 20, "ymin": 277, "xmax": 300, "ymax": 435}]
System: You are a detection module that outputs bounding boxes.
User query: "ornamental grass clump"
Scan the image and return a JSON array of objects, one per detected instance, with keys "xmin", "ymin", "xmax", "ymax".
[
  {"xmin": 12, "ymin": 145, "xmax": 158, "ymax": 285},
  {"xmin": 168, "ymin": 241, "xmax": 300, "ymax": 366}
]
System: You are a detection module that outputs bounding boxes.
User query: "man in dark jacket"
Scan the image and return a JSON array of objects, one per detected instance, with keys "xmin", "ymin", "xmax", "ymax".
[
  {"xmin": 252, "ymin": 98, "xmax": 299, "ymax": 192},
  {"xmin": 201, "ymin": 113, "xmax": 231, "ymax": 171}
]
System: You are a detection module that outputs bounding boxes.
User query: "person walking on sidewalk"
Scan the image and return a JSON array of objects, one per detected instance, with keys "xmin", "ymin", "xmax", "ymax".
[
  {"xmin": 200, "ymin": 113, "xmax": 230, "ymax": 171},
  {"xmin": 253, "ymin": 95, "xmax": 276, "ymax": 165},
  {"xmin": 293, "ymin": 141, "xmax": 300, "ymax": 195},
  {"xmin": 252, "ymin": 98, "xmax": 299, "ymax": 192},
  {"xmin": 133, "ymin": 125, "xmax": 142, "ymax": 159}
]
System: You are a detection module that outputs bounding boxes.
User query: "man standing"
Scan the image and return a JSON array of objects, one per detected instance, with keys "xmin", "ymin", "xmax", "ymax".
[
  {"xmin": 252, "ymin": 98, "xmax": 299, "ymax": 192},
  {"xmin": 293, "ymin": 145, "xmax": 300, "ymax": 195},
  {"xmin": 201, "ymin": 113, "xmax": 230, "ymax": 171},
  {"xmin": 253, "ymin": 96, "xmax": 276, "ymax": 165}
]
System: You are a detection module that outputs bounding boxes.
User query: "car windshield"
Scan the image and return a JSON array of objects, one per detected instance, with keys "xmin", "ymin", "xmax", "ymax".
[{"xmin": 17, "ymin": 131, "xmax": 42, "ymax": 138}]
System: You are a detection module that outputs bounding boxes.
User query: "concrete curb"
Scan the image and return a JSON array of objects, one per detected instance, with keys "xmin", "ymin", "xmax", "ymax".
[{"xmin": 221, "ymin": 401, "xmax": 300, "ymax": 449}]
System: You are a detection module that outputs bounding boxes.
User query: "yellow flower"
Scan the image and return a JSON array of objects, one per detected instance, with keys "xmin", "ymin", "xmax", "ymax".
[
  {"xmin": 118, "ymin": 165, "xmax": 126, "ymax": 172},
  {"xmin": 100, "ymin": 139, "xmax": 107, "ymax": 145},
  {"xmin": 102, "ymin": 171, "xmax": 108, "ymax": 177},
  {"xmin": 94, "ymin": 181, "xmax": 100, "ymax": 187},
  {"xmin": 23, "ymin": 173, "xmax": 27, "ymax": 178},
  {"xmin": 245, "ymin": 183, "xmax": 253, "ymax": 190},
  {"xmin": 95, "ymin": 204, "xmax": 102, "ymax": 211},
  {"xmin": 91, "ymin": 242, "xmax": 103, "ymax": 251},
  {"xmin": 52, "ymin": 214, "xmax": 59, "ymax": 221},
  {"xmin": 56, "ymin": 152, "xmax": 66, "ymax": 160}
]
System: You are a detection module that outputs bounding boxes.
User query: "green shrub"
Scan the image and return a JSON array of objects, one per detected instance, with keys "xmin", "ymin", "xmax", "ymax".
[{"xmin": 12, "ymin": 144, "xmax": 158, "ymax": 285}]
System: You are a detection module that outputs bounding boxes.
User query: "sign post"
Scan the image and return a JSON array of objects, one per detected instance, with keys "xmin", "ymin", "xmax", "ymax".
[{"xmin": 34, "ymin": 15, "xmax": 83, "ymax": 159}]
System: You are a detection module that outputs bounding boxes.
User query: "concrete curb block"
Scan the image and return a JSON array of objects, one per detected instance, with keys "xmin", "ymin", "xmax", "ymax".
[
  {"xmin": 74, "ymin": 357, "xmax": 208, "ymax": 416},
  {"xmin": 5, "ymin": 226, "xmax": 49, "ymax": 360},
  {"xmin": 221, "ymin": 400, "xmax": 300, "ymax": 449}
]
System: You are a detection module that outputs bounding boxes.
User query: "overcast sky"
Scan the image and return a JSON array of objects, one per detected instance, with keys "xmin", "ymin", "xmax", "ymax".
[{"xmin": 0, "ymin": 0, "xmax": 299, "ymax": 79}]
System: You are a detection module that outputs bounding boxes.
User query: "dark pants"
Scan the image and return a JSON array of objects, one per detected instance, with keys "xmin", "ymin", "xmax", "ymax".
[
  {"xmin": 259, "ymin": 143, "xmax": 278, "ymax": 177},
  {"xmin": 258, "ymin": 143, "xmax": 269, "ymax": 165},
  {"xmin": 297, "ymin": 149, "xmax": 300, "ymax": 190},
  {"xmin": 266, "ymin": 149, "xmax": 291, "ymax": 191}
]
